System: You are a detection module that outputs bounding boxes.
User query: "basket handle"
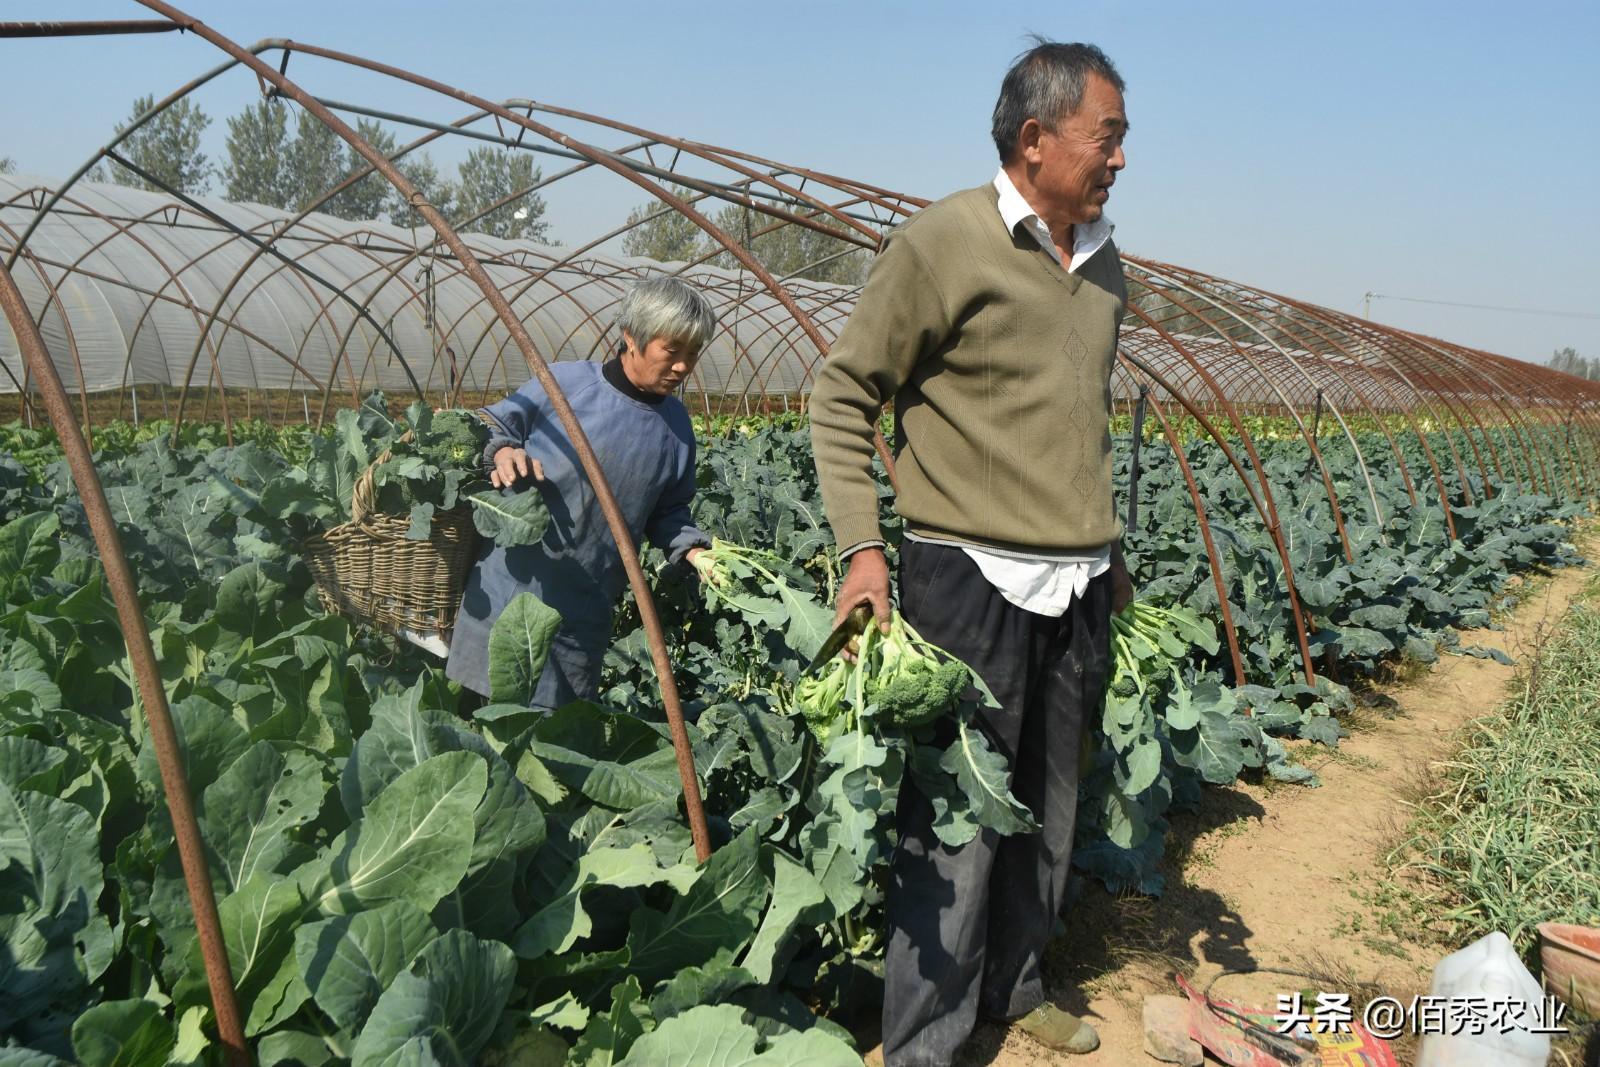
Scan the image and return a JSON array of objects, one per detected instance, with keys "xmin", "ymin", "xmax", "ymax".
[{"xmin": 350, "ymin": 429, "xmax": 415, "ymax": 526}]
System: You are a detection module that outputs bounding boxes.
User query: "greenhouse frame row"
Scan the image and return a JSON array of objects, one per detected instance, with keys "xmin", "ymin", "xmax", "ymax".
[{"xmin": 2, "ymin": 10, "xmax": 1597, "ymax": 1061}]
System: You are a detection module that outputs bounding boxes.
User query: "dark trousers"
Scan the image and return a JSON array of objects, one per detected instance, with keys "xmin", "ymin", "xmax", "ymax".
[{"xmin": 882, "ymin": 540, "xmax": 1112, "ymax": 1067}]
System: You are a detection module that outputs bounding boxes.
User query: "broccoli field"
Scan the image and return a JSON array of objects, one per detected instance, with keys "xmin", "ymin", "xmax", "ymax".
[{"xmin": 0, "ymin": 407, "xmax": 1589, "ymax": 1065}]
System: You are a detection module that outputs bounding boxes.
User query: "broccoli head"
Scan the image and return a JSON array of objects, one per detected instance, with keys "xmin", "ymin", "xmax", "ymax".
[
  {"xmin": 1110, "ymin": 672, "xmax": 1141, "ymax": 699},
  {"xmin": 869, "ymin": 655, "xmax": 969, "ymax": 728},
  {"xmin": 419, "ymin": 409, "xmax": 490, "ymax": 473},
  {"xmin": 861, "ymin": 614, "xmax": 973, "ymax": 730}
]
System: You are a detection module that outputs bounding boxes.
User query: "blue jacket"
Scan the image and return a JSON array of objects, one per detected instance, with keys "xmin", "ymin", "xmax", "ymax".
[{"xmin": 445, "ymin": 361, "xmax": 707, "ymax": 705}]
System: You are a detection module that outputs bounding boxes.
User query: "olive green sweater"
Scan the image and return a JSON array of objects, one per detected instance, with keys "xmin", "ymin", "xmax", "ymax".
[{"xmin": 810, "ymin": 183, "xmax": 1128, "ymax": 554}]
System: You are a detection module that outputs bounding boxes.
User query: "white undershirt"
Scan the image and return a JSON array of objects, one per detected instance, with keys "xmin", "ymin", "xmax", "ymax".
[{"xmin": 922, "ymin": 170, "xmax": 1114, "ymax": 617}]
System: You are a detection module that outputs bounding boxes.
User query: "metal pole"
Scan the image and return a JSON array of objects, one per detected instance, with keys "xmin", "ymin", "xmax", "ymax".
[
  {"xmin": 0, "ymin": 259, "xmax": 251, "ymax": 1066},
  {"xmin": 1303, "ymin": 389, "xmax": 1324, "ymax": 483},
  {"xmin": 130, "ymin": 0, "xmax": 716, "ymax": 861},
  {"xmin": 0, "ymin": 19, "xmax": 188, "ymax": 36}
]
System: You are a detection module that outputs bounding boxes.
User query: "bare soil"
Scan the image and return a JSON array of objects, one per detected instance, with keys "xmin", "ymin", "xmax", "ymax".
[{"xmin": 870, "ymin": 525, "xmax": 1598, "ymax": 1067}]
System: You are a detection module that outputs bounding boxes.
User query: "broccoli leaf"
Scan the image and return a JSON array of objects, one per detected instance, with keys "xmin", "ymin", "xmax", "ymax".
[{"xmin": 469, "ymin": 488, "xmax": 551, "ymax": 546}]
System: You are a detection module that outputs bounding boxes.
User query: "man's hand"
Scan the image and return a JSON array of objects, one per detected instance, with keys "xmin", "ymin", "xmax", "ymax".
[
  {"xmin": 490, "ymin": 447, "xmax": 544, "ymax": 489},
  {"xmin": 1110, "ymin": 543, "xmax": 1135, "ymax": 615},
  {"xmin": 686, "ymin": 546, "xmax": 716, "ymax": 584},
  {"xmin": 836, "ymin": 546, "xmax": 893, "ymax": 638}
]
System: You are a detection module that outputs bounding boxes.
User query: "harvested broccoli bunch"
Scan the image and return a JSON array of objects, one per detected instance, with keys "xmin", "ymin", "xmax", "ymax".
[
  {"xmin": 418, "ymin": 409, "xmax": 490, "ymax": 474},
  {"xmin": 794, "ymin": 658, "xmax": 851, "ymax": 745},
  {"xmin": 792, "ymin": 613, "xmax": 972, "ymax": 741},
  {"xmin": 864, "ymin": 614, "xmax": 971, "ymax": 729}
]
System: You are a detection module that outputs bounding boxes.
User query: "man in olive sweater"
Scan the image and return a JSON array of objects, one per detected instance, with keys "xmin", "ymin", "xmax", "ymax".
[{"xmin": 810, "ymin": 41, "xmax": 1134, "ymax": 1066}]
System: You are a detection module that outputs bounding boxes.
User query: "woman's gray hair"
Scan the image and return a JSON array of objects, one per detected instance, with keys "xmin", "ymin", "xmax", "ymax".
[
  {"xmin": 615, "ymin": 275, "xmax": 718, "ymax": 353},
  {"xmin": 990, "ymin": 38, "xmax": 1125, "ymax": 162}
]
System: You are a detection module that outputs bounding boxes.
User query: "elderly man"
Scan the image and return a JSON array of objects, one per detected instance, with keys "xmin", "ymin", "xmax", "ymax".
[
  {"xmin": 810, "ymin": 40, "xmax": 1134, "ymax": 1065},
  {"xmin": 447, "ymin": 275, "xmax": 715, "ymax": 709}
]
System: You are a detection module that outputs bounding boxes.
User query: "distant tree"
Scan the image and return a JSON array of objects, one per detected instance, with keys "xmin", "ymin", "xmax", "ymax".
[
  {"xmin": 109, "ymin": 94, "xmax": 212, "ymax": 195},
  {"xmin": 326, "ymin": 119, "xmax": 398, "ymax": 222},
  {"xmin": 708, "ymin": 200, "xmax": 872, "ymax": 285},
  {"xmin": 455, "ymin": 148, "xmax": 550, "ymax": 241},
  {"xmin": 0, "ymin": 157, "xmax": 14, "ymax": 175},
  {"xmin": 1549, "ymin": 346, "xmax": 1597, "ymax": 381},
  {"xmin": 221, "ymin": 100, "xmax": 293, "ymax": 208},
  {"xmin": 387, "ymin": 152, "xmax": 458, "ymax": 231},
  {"xmin": 620, "ymin": 184, "xmax": 707, "ymax": 263},
  {"xmin": 285, "ymin": 108, "xmax": 347, "ymax": 213}
]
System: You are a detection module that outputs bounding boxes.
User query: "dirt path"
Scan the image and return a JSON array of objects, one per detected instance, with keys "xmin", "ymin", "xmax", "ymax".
[{"xmin": 943, "ymin": 530, "xmax": 1597, "ymax": 1067}]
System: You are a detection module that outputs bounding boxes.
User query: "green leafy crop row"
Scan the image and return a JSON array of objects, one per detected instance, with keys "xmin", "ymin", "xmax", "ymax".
[{"xmin": 0, "ymin": 407, "xmax": 1587, "ymax": 1062}]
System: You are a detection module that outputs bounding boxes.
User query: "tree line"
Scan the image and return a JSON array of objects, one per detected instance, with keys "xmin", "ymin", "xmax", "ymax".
[
  {"xmin": 73, "ymin": 95, "xmax": 551, "ymax": 242},
  {"xmin": 1548, "ymin": 347, "xmax": 1598, "ymax": 382},
  {"xmin": 12, "ymin": 96, "xmax": 880, "ymax": 282},
  {"xmin": 619, "ymin": 184, "xmax": 877, "ymax": 286}
]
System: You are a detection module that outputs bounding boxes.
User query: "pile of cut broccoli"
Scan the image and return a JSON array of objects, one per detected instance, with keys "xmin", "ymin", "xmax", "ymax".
[
  {"xmin": 1109, "ymin": 599, "xmax": 1217, "ymax": 699},
  {"xmin": 794, "ymin": 611, "xmax": 973, "ymax": 744},
  {"xmin": 690, "ymin": 538, "xmax": 980, "ymax": 743}
]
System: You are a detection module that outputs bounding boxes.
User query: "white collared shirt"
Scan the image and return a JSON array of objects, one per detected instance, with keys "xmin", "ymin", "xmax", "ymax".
[
  {"xmin": 909, "ymin": 170, "xmax": 1114, "ymax": 617},
  {"xmin": 992, "ymin": 166, "xmax": 1115, "ymax": 271}
]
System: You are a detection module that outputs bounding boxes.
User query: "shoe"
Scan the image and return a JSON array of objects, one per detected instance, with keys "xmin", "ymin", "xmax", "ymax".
[{"xmin": 1011, "ymin": 1003, "xmax": 1100, "ymax": 1055}]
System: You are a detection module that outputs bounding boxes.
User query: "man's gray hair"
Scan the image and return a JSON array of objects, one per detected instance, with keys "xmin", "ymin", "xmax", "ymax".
[
  {"xmin": 990, "ymin": 38, "xmax": 1125, "ymax": 163},
  {"xmin": 615, "ymin": 275, "xmax": 718, "ymax": 353}
]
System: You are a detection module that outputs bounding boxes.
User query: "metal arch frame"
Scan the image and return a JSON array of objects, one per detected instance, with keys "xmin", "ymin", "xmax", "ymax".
[
  {"xmin": 111, "ymin": 156, "xmax": 429, "ymax": 440},
  {"xmin": 553, "ymin": 258, "xmax": 835, "ymax": 402},
  {"xmin": 1120, "ymin": 263, "xmax": 1364, "ymax": 560},
  {"xmin": 1414, "ymin": 334, "xmax": 1553, "ymax": 495},
  {"xmin": 1431, "ymin": 335, "xmax": 1600, "ymax": 499},
  {"xmin": 2, "ymin": 224, "xmax": 95, "ymax": 437},
  {"xmin": 1373, "ymin": 325, "xmax": 1542, "ymax": 494},
  {"xmin": 1321, "ymin": 312, "xmax": 1509, "ymax": 495},
  {"xmin": 154, "ymin": 93, "xmax": 499, "ymax": 427},
  {"xmin": 153, "ymin": 204, "xmax": 362, "ymax": 433},
  {"xmin": 1187, "ymin": 277, "xmax": 1466, "ymax": 539},
  {"xmin": 5, "ymin": 19, "xmax": 1598, "ymax": 1067},
  {"xmin": 127, "ymin": 0, "xmax": 719, "ymax": 861},
  {"xmin": 1132, "ymin": 262, "xmax": 1420, "ymax": 526},
  {"xmin": 279, "ymin": 100, "xmax": 636, "ymax": 410},
  {"xmin": 1428, "ymin": 331, "xmax": 1576, "ymax": 495},
  {"xmin": 0, "ymin": 240, "xmax": 322, "ymax": 399},
  {"xmin": 1117, "ymin": 354, "xmax": 1248, "ymax": 685},
  {"xmin": 272, "ymin": 129, "xmax": 845, "ymax": 410},
  {"xmin": 516, "ymin": 97, "xmax": 900, "ymax": 247},
  {"xmin": 428, "ymin": 171, "xmax": 871, "ymax": 408},
  {"xmin": 1318, "ymin": 323, "xmax": 1491, "ymax": 508},
  {"xmin": 1115, "ymin": 302, "xmax": 1320, "ymax": 683},
  {"xmin": 22, "ymin": 192, "xmax": 258, "ymax": 425},
  {"xmin": 11, "ymin": 189, "xmax": 333, "ymax": 431},
  {"xmin": 233, "ymin": 42, "xmax": 902, "ymax": 483}
]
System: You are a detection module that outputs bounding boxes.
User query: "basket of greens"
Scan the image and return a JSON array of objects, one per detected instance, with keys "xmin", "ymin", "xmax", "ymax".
[{"xmin": 298, "ymin": 396, "xmax": 548, "ymax": 638}]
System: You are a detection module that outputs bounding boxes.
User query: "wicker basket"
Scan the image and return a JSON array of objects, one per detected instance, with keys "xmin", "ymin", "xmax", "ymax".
[{"xmin": 303, "ymin": 432, "xmax": 479, "ymax": 637}]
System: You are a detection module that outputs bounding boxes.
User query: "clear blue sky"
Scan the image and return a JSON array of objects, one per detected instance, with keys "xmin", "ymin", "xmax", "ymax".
[{"xmin": 5, "ymin": 1, "xmax": 1597, "ymax": 365}]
